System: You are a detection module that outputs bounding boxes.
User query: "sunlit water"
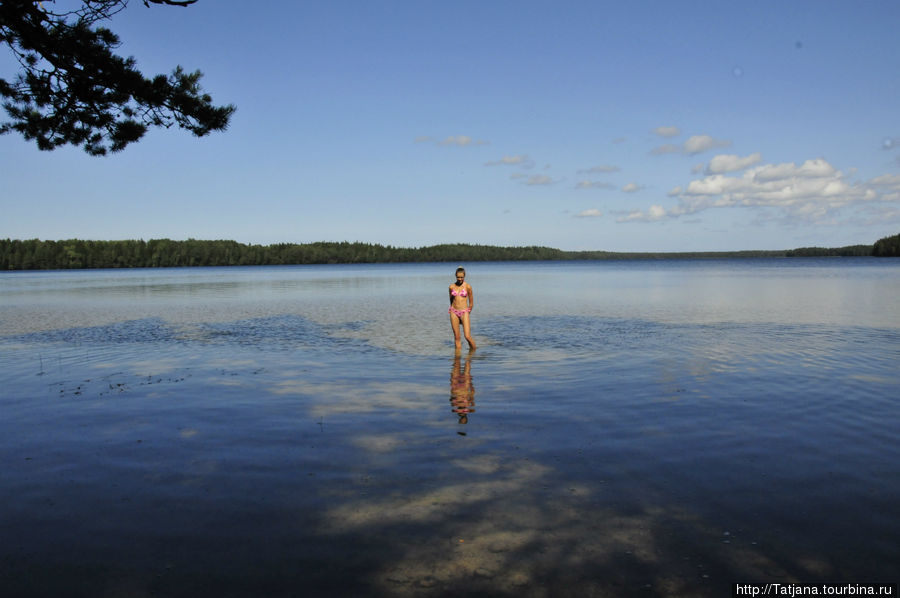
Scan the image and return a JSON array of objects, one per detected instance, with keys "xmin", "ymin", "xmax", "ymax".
[{"xmin": 1, "ymin": 259, "xmax": 898, "ymax": 597}]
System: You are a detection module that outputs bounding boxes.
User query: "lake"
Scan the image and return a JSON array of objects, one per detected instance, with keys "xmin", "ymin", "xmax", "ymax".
[{"xmin": 1, "ymin": 259, "xmax": 898, "ymax": 597}]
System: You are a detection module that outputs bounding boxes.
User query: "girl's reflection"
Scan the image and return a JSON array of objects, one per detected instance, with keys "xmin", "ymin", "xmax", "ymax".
[{"xmin": 450, "ymin": 355, "xmax": 475, "ymax": 428}]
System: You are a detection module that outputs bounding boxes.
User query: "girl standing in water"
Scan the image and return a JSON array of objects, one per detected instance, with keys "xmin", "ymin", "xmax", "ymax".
[{"xmin": 449, "ymin": 266, "xmax": 476, "ymax": 351}]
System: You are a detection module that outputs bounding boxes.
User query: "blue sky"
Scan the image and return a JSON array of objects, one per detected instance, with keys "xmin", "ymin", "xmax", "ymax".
[{"xmin": 2, "ymin": 0, "xmax": 899, "ymax": 251}]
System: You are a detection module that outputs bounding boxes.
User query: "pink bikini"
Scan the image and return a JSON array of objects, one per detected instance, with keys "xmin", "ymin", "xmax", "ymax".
[{"xmin": 449, "ymin": 285, "xmax": 471, "ymax": 317}]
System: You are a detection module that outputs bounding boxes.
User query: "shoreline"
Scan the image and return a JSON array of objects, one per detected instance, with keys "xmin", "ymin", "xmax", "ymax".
[{"xmin": 2, "ymin": 237, "xmax": 892, "ymax": 271}]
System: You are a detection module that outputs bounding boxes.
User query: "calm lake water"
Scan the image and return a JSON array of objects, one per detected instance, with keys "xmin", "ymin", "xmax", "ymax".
[{"xmin": 1, "ymin": 259, "xmax": 898, "ymax": 597}]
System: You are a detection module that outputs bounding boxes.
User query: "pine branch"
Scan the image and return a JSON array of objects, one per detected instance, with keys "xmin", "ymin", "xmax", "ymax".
[{"xmin": 0, "ymin": 0, "xmax": 233, "ymax": 155}]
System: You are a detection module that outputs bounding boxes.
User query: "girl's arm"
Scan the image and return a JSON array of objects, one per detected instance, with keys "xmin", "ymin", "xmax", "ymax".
[{"xmin": 468, "ymin": 284, "xmax": 474, "ymax": 310}]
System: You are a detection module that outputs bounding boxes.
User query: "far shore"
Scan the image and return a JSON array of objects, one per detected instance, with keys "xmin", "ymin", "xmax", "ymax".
[{"xmin": 3, "ymin": 236, "xmax": 898, "ymax": 271}]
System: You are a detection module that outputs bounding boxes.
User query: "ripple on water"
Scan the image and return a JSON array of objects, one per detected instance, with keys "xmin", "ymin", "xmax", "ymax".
[
  {"xmin": 479, "ymin": 315, "xmax": 666, "ymax": 355},
  {"xmin": 8, "ymin": 314, "xmax": 380, "ymax": 354},
  {"xmin": 13, "ymin": 318, "xmax": 177, "ymax": 345}
]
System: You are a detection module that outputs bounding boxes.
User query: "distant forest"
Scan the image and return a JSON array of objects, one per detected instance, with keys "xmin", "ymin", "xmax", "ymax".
[{"xmin": 1, "ymin": 234, "xmax": 897, "ymax": 270}]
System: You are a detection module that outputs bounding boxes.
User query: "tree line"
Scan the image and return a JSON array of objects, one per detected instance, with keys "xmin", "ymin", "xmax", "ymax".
[
  {"xmin": 0, "ymin": 239, "xmax": 570, "ymax": 270},
  {"xmin": 873, "ymin": 232, "xmax": 900, "ymax": 257},
  {"xmin": 0, "ymin": 236, "xmax": 894, "ymax": 271}
]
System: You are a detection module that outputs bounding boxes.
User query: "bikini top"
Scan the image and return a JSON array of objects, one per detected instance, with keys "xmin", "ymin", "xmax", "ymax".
[{"xmin": 451, "ymin": 285, "xmax": 468, "ymax": 297}]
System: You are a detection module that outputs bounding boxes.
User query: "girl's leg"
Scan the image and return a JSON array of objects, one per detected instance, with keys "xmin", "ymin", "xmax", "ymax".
[
  {"xmin": 450, "ymin": 312, "xmax": 462, "ymax": 350},
  {"xmin": 461, "ymin": 313, "xmax": 476, "ymax": 351}
]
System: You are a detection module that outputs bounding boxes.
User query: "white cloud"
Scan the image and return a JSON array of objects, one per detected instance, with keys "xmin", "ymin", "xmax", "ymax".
[
  {"xmin": 650, "ymin": 144, "xmax": 681, "ymax": 155},
  {"xmin": 485, "ymin": 154, "xmax": 534, "ymax": 168},
  {"xmin": 438, "ymin": 135, "xmax": 488, "ymax": 147},
  {"xmin": 684, "ymin": 135, "xmax": 731, "ymax": 155},
  {"xmin": 750, "ymin": 158, "xmax": 836, "ymax": 182},
  {"xmin": 653, "ymin": 126, "xmax": 681, "ymax": 138},
  {"xmin": 620, "ymin": 205, "xmax": 667, "ymax": 222},
  {"xmin": 575, "ymin": 209, "xmax": 603, "ymax": 218},
  {"xmin": 622, "ymin": 182, "xmax": 643, "ymax": 193},
  {"xmin": 577, "ymin": 164, "xmax": 620, "ymax": 174},
  {"xmin": 868, "ymin": 173, "xmax": 900, "ymax": 202},
  {"xmin": 869, "ymin": 173, "xmax": 900, "ymax": 187},
  {"xmin": 648, "ymin": 205, "xmax": 668, "ymax": 220},
  {"xmin": 575, "ymin": 181, "xmax": 616, "ymax": 190},
  {"xmin": 706, "ymin": 152, "xmax": 763, "ymax": 174},
  {"xmin": 652, "ymin": 134, "xmax": 732, "ymax": 156},
  {"xmin": 618, "ymin": 158, "xmax": 900, "ymax": 224},
  {"xmin": 523, "ymin": 175, "xmax": 557, "ymax": 186},
  {"xmin": 419, "ymin": 135, "xmax": 488, "ymax": 146},
  {"xmin": 854, "ymin": 204, "xmax": 900, "ymax": 227}
]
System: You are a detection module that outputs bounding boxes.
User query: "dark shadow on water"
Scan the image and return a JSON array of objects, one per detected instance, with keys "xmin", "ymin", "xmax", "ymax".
[{"xmin": 5, "ymin": 442, "xmax": 892, "ymax": 597}]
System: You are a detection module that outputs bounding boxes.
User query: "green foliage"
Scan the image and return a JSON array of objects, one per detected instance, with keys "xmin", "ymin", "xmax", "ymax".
[
  {"xmin": 872, "ymin": 233, "xmax": 900, "ymax": 257},
  {"xmin": 0, "ymin": 0, "xmax": 233, "ymax": 155},
  {"xmin": 0, "ymin": 238, "xmax": 883, "ymax": 271},
  {"xmin": 785, "ymin": 245, "xmax": 873, "ymax": 257}
]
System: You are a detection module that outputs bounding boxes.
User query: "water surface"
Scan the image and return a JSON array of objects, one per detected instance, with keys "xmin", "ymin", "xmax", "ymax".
[{"xmin": 1, "ymin": 259, "xmax": 898, "ymax": 596}]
